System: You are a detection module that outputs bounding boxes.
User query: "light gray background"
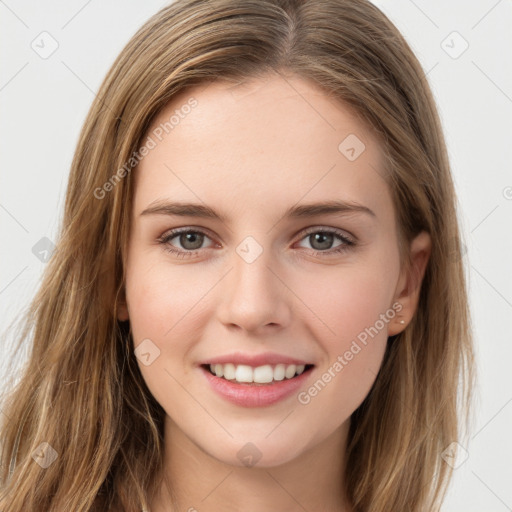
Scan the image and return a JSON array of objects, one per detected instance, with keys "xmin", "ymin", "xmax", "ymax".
[{"xmin": 1, "ymin": 1, "xmax": 511, "ymax": 510}]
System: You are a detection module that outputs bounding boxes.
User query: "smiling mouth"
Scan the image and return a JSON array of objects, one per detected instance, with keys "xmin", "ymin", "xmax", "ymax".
[{"xmin": 201, "ymin": 363, "xmax": 315, "ymax": 385}]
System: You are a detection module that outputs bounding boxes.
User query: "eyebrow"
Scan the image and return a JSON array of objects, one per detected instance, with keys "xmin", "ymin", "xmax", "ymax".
[{"xmin": 140, "ymin": 199, "xmax": 376, "ymax": 222}]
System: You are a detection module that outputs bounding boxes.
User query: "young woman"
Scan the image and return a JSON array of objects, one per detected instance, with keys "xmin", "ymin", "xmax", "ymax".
[{"xmin": 0, "ymin": 1, "xmax": 475, "ymax": 511}]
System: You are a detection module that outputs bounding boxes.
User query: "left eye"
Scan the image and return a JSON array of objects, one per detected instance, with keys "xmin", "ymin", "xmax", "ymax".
[
  {"xmin": 296, "ymin": 229, "xmax": 354, "ymax": 252},
  {"xmin": 157, "ymin": 227, "xmax": 355, "ymax": 257}
]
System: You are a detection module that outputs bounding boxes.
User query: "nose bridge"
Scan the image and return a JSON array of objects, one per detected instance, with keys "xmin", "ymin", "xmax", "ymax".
[{"xmin": 217, "ymin": 234, "xmax": 292, "ymax": 331}]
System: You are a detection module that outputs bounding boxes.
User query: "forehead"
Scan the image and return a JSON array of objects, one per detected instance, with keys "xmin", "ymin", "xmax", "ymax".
[{"xmin": 133, "ymin": 74, "xmax": 391, "ymax": 223}]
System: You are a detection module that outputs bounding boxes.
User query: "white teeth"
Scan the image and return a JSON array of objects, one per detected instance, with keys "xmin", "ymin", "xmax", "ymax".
[
  {"xmin": 235, "ymin": 364, "xmax": 253, "ymax": 383},
  {"xmin": 285, "ymin": 364, "xmax": 297, "ymax": 379},
  {"xmin": 223, "ymin": 363, "xmax": 236, "ymax": 380},
  {"xmin": 273, "ymin": 364, "xmax": 285, "ymax": 381},
  {"xmin": 208, "ymin": 362, "xmax": 309, "ymax": 383},
  {"xmin": 253, "ymin": 365, "xmax": 274, "ymax": 383}
]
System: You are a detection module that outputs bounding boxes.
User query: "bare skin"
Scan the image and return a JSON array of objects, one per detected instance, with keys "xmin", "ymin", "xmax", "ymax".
[{"xmin": 117, "ymin": 72, "xmax": 431, "ymax": 512}]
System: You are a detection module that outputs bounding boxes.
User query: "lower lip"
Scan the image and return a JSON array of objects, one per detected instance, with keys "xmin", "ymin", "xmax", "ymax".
[{"xmin": 200, "ymin": 365, "xmax": 314, "ymax": 407}]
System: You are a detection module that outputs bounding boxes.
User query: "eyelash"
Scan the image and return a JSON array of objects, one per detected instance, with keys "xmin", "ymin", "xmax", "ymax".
[{"xmin": 157, "ymin": 226, "xmax": 356, "ymax": 259}]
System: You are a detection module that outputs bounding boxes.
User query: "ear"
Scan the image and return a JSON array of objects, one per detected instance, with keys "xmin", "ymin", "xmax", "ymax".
[
  {"xmin": 388, "ymin": 231, "xmax": 431, "ymax": 336},
  {"xmin": 117, "ymin": 288, "xmax": 130, "ymax": 322}
]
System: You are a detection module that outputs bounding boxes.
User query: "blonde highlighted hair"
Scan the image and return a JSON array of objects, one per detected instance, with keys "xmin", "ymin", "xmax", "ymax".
[{"xmin": 0, "ymin": 1, "xmax": 475, "ymax": 510}]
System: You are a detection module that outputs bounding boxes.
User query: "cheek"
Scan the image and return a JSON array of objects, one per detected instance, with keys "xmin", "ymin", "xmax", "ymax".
[
  {"xmin": 124, "ymin": 259, "xmax": 208, "ymax": 413},
  {"xmin": 294, "ymin": 259, "xmax": 397, "ymax": 344},
  {"xmin": 125, "ymin": 254, "xmax": 208, "ymax": 340},
  {"xmin": 290, "ymin": 261, "xmax": 395, "ymax": 411},
  {"xmin": 124, "ymin": 255, "xmax": 220, "ymax": 400}
]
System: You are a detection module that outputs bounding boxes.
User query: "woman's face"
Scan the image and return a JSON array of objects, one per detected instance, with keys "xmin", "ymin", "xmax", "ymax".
[{"xmin": 119, "ymin": 73, "xmax": 425, "ymax": 468}]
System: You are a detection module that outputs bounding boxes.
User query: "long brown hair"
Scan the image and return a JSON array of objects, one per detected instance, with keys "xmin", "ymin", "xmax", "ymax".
[{"xmin": 0, "ymin": 1, "xmax": 475, "ymax": 510}]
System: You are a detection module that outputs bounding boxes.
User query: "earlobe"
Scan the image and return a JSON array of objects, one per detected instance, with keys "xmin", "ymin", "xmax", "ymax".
[
  {"xmin": 388, "ymin": 231, "xmax": 432, "ymax": 336},
  {"xmin": 117, "ymin": 302, "xmax": 129, "ymax": 322},
  {"xmin": 116, "ymin": 289, "xmax": 130, "ymax": 322}
]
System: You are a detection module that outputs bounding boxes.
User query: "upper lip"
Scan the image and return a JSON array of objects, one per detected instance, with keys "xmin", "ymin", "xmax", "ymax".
[{"xmin": 199, "ymin": 351, "xmax": 314, "ymax": 367}]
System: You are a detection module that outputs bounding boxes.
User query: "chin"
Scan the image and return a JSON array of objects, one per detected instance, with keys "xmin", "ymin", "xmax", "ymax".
[{"xmin": 204, "ymin": 435, "xmax": 308, "ymax": 469}]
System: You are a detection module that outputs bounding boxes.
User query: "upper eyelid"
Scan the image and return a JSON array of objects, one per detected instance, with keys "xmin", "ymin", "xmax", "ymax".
[
  {"xmin": 298, "ymin": 225, "xmax": 355, "ymax": 242},
  {"xmin": 159, "ymin": 226, "xmax": 217, "ymax": 244}
]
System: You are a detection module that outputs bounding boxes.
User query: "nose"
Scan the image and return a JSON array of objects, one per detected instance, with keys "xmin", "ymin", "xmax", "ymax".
[{"xmin": 216, "ymin": 245, "xmax": 293, "ymax": 333}]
